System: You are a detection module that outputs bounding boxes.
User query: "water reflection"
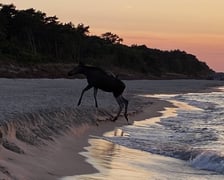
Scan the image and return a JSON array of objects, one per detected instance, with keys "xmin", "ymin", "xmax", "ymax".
[
  {"xmin": 64, "ymin": 139, "xmax": 154, "ymax": 180},
  {"xmin": 62, "ymin": 138, "xmax": 222, "ymax": 180},
  {"xmin": 87, "ymin": 138, "xmax": 118, "ymax": 171},
  {"xmin": 62, "ymin": 94, "xmax": 224, "ymax": 180}
]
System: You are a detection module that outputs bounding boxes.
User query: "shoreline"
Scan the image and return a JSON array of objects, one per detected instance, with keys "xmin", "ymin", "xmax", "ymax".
[
  {"xmin": 67, "ymin": 87, "xmax": 224, "ymax": 179},
  {"xmin": 67, "ymin": 98, "xmax": 214, "ymax": 180},
  {"xmin": 60, "ymin": 83, "xmax": 224, "ymax": 179},
  {"xmin": 0, "ymin": 79, "xmax": 224, "ymax": 179},
  {"xmin": 0, "ymin": 62, "xmax": 212, "ymax": 80},
  {"xmin": 0, "ymin": 96, "xmax": 171, "ymax": 179},
  {"xmin": 57, "ymin": 97, "xmax": 172, "ymax": 179}
]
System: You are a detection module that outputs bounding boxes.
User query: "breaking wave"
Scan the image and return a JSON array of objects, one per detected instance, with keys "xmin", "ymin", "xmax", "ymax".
[
  {"xmin": 103, "ymin": 89, "xmax": 224, "ymax": 175},
  {"xmin": 190, "ymin": 151, "xmax": 224, "ymax": 174}
]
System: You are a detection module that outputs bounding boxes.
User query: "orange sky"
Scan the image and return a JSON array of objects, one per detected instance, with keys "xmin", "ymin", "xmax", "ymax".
[{"xmin": 2, "ymin": 0, "xmax": 224, "ymax": 72}]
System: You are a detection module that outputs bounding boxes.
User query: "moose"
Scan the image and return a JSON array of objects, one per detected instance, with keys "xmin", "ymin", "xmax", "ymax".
[{"xmin": 68, "ymin": 64, "xmax": 129, "ymax": 123}]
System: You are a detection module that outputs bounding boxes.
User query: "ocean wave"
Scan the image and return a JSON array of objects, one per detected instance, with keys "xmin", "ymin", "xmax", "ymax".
[
  {"xmin": 102, "ymin": 90, "xmax": 224, "ymax": 175},
  {"xmin": 190, "ymin": 151, "xmax": 224, "ymax": 174},
  {"xmin": 104, "ymin": 134, "xmax": 224, "ymax": 175}
]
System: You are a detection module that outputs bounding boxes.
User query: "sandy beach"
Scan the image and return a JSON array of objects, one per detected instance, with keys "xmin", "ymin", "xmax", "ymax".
[{"xmin": 0, "ymin": 79, "xmax": 224, "ymax": 179}]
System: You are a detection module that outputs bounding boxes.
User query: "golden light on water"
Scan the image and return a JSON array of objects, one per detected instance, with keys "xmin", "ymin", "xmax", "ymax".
[{"xmin": 63, "ymin": 137, "xmax": 216, "ymax": 180}]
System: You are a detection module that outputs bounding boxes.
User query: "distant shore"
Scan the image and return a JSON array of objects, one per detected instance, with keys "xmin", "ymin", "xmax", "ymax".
[
  {"xmin": 0, "ymin": 79, "xmax": 224, "ymax": 179},
  {"xmin": 0, "ymin": 62, "xmax": 211, "ymax": 80}
]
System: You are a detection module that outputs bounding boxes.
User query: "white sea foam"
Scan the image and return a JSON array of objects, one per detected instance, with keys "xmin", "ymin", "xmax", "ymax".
[
  {"xmin": 190, "ymin": 151, "xmax": 224, "ymax": 174},
  {"xmin": 104, "ymin": 87, "xmax": 224, "ymax": 175}
]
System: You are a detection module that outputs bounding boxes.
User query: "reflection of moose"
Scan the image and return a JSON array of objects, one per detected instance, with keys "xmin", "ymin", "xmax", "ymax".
[{"xmin": 68, "ymin": 64, "xmax": 129, "ymax": 123}]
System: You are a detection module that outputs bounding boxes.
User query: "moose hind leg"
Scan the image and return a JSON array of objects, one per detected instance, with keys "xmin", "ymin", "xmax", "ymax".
[
  {"xmin": 93, "ymin": 88, "xmax": 98, "ymax": 108},
  {"xmin": 112, "ymin": 96, "xmax": 124, "ymax": 122},
  {"xmin": 122, "ymin": 96, "xmax": 129, "ymax": 123}
]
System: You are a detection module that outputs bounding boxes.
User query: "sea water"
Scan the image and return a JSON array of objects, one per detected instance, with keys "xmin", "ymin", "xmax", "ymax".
[{"xmin": 64, "ymin": 87, "xmax": 224, "ymax": 180}]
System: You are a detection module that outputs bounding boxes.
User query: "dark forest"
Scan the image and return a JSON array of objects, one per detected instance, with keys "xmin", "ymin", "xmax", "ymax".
[{"xmin": 0, "ymin": 4, "xmax": 213, "ymax": 79}]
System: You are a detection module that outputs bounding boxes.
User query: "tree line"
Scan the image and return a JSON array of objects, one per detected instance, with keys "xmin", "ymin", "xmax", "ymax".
[{"xmin": 0, "ymin": 4, "xmax": 213, "ymax": 78}]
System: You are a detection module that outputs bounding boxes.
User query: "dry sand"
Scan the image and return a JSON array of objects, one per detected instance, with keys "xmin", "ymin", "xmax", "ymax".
[{"xmin": 0, "ymin": 79, "xmax": 224, "ymax": 179}]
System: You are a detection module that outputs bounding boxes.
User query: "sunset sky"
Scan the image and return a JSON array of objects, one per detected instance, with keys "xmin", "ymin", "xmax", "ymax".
[{"xmin": 2, "ymin": 0, "xmax": 224, "ymax": 72}]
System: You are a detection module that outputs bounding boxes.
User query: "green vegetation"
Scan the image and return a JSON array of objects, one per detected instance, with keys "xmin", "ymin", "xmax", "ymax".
[{"xmin": 0, "ymin": 4, "xmax": 213, "ymax": 78}]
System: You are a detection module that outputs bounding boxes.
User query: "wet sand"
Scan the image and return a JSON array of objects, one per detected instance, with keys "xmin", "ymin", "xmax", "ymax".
[
  {"xmin": 0, "ymin": 98, "xmax": 167, "ymax": 179},
  {"xmin": 0, "ymin": 79, "xmax": 224, "ymax": 179}
]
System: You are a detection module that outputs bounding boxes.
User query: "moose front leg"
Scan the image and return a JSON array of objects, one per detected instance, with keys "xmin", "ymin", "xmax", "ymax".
[{"xmin": 77, "ymin": 84, "xmax": 92, "ymax": 106}]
